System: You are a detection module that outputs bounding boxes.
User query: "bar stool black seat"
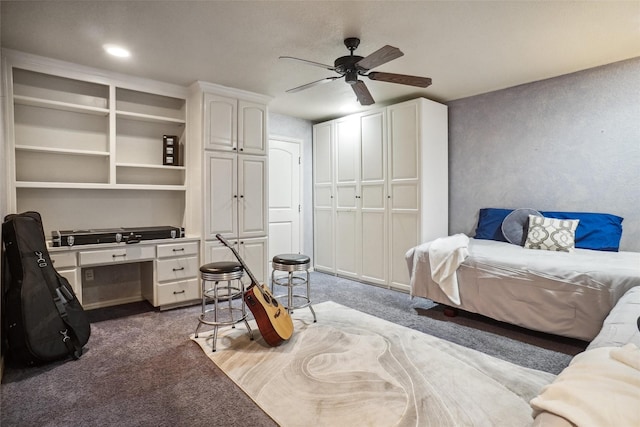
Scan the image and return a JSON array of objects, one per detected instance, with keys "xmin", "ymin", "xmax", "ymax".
[
  {"xmin": 271, "ymin": 254, "xmax": 316, "ymax": 322},
  {"xmin": 194, "ymin": 261, "xmax": 253, "ymax": 351}
]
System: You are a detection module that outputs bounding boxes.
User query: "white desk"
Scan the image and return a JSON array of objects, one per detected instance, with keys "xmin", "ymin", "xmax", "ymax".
[{"xmin": 49, "ymin": 238, "xmax": 200, "ymax": 310}]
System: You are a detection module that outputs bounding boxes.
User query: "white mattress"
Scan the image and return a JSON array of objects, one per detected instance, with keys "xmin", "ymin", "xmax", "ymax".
[{"xmin": 406, "ymin": 238, "xmax": 640, "ymax": 341}]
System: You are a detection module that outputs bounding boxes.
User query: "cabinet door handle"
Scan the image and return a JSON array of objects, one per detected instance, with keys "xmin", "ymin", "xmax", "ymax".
[
  {"xmin": 173, "ymin": 290, "xmax": 185, "ymax": 295},
  {"xmin": 240, "ymin": 195, "xmax": 244, "ymax": 198},
  {"xmin": 172, "ymin": 267, "xmax": 185, "ymax": 272},
  {"xmin": 112, "ymin": 253, "xmax": 127, "ymax": 258},
  {"xmin": 232, "ymin": 147, "xmax": 237, "ymax": 151},
  {"xmin": 234, "ymin": 195, "xmax": 238, "ymax": 198},
  {"xmin": 172, "ymin": 248, "xmax": 185, "ymax": 252},
  {"xmin": 239, "ymin": 148, "xmax": 244, "ymax": 152}
]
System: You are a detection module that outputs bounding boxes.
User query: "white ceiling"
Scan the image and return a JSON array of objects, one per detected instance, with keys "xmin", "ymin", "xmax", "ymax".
[{"xmin": 2, "ymin": 1, "xmax": 639, "ymax": 122}]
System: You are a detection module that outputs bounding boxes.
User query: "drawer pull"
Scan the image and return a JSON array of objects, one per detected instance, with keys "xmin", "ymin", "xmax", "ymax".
[
  {"xmin": 173, "ymin": 290, "xmax": 186, "ymax": 295},
  {"xmin": 112, "ymin": 253, "xmax": 127, "ymax": 258},
  {"xmin": 172, "ymin": 267, "xmax": 185, "ymax": 272},
  {"xmin": 172, "ymin": 248, "xmax": 185, "ymax": 252}
]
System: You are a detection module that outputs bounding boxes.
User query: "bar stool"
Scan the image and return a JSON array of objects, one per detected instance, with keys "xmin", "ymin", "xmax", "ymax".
[
  {"xmin": 271, "ymin": 254, "xmax": 316, "ymax": 322},
  {"xmin": 194, "ymin": 261, "xmax": 253, "ymax": 351}
]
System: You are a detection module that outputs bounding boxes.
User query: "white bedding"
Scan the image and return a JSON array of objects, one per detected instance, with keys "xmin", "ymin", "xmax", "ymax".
[
  {"xmin": 406, "ymin": 238, "xmax": 640, "ymax": 340},
  {"xmin": 427, "ymin": 233, "xmax": 469, "ymax": 305},
  {"xmin": 531, "ymin": 344, "xmax": 640, "ymax": 426}
]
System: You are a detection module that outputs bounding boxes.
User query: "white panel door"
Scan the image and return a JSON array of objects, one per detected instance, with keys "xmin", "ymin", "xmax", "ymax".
[
  {"xmin": 238, "ymin": 154, "xmax": 267, "ymax": 238},
  {"xmin": 239, "ymin": 236, "xmax": 268, "ymax": 285},
  {"xmin": 204, "ymin": 237, "xmax": 267, "ymax": 285},
  {"xmin": 268, "ymin": 138, "xmax": 301, "ymax": 261},
  {"xmin": 313, "ymin": 122, "xmax": 335, "ymax": 273},
  {"xmin": 204, "ymin": 93, "xmax": 237, "ymax": 151},
  {"xmin": 238, "ymin": 101, "xmax": 267, "ymax": 155},
  {"xmin": 360, "ymin": 110, "xmax": 387, "ymax": 285},
  {"xmin": 388, "ymin": 101, "xmax": 420, "ymax": 291},
  {"xmin": 334, "ymin": 117, "xmax": 360, "ymax": 278},
  {"xmin": 389, "ymin": 212, "xmax": 419, "ymax": 291},
  {"xmin": 205, "ymin": 151, "xmax": 237, "ymax": 240}
]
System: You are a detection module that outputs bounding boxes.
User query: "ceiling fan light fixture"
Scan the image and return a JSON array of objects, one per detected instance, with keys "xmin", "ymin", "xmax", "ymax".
[
  {"xmin": 345, "ymin": 70, "xmax": 358, "ymax": 85},
  {"xmin": 280, "ymin": 37, "xmax": 431, "ymax": 106}
]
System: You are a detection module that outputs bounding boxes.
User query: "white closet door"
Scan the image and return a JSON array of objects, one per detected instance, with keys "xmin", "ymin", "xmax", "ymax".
[
  {"xmin": 205, "ymin": 151, "xmax": 237, "ymax": 240},
  {"xmin": 360, "ymin": 110, "xmax": 387, "ymax": 285},
  {"xmin": 388, "ymin": 101, "xmax": 420, "ymax": 291},
  {"xmin": 334, "ymin": 117, "xmax": 360, "ymax": 278},
  {"xmin": 313, "ymin": 122, "xmax": 335, "ymax": 273}
]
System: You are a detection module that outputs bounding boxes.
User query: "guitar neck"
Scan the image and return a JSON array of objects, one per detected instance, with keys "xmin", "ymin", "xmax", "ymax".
[{"xmin": 216, "ymin": 234, "xmax": 260, "ymax": 287}]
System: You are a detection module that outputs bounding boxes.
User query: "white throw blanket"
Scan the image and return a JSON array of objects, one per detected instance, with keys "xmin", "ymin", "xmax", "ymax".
[
  {"xmin": 530, "ymin": 343, "xmax": 640, "ymax": 426},
  {"xmin": 428, "ymin": 233, "xmax": 470, "ymax": 305}
]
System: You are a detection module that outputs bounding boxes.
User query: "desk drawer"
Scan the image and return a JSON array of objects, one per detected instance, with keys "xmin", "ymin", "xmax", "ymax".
[
  {"xmin": 157, "ymin": 278, "xmax": 199, "ymax": 305},
  {"xmin": 79, "ymin": 245, "xmax": 156, "ymax": 266},
  {"xmin": 157, "ymin": 241, "xmax": 198, "ymax": 259},
  {"xmin": 156, "ymin": 256, "xmax": 199, "ymax": 282},
  {"xmin": 50, "ymin": 252, "xmax": 77, "ymax": 268}
]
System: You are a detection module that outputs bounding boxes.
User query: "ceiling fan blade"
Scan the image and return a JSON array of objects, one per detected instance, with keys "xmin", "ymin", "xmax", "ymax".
[
  {"xmin": 285, "ymin": 77, "xmax": 339, "ymax": 93},
  {"xmin": 351, "ymin": 80, "xmax": 375, "ymax": 105},
  {"xmin": 367, "ymin": 72, "xmax": 432, "ymax": 88},
  {"xmin": 355, "ymin": 45, "xmax": 403, "ymax": 71},
  {"xmin": 279, "ymin": 56, "xmax": 336, "ymax": 71}
]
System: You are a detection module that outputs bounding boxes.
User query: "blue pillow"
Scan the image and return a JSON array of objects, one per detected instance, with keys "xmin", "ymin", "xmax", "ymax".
[
  {"xmin": 541, "ymin": 211, "xmax": 623, "ymax": 252},
  {"xmin": 474, "ymin": 208, "xmax": 513, "ymax": 242}
]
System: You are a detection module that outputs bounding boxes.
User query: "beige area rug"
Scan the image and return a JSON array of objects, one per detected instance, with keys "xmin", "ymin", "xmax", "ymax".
[{"xmin": 191, "ymin": 301, "xmax": 555, "ymax": 427}]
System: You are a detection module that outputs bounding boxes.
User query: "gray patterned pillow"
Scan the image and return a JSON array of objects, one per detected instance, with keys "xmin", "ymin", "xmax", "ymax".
[{"xmin": 524, "ymin": 215, "xmax": 580, "ymax": 252}]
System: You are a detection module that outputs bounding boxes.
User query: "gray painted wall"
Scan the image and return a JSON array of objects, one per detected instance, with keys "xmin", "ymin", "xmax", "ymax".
[
  {"xmin": 268, "ymin": 112, "xmax": 314, "ymax": 259},
  {"xmin": 448, "ymin": 57, "xmax": 640, "ymax": 252}
]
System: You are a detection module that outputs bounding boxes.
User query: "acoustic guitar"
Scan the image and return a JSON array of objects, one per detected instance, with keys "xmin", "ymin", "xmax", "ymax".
[{"xmin": 215, "ymin": 234, "xmax": 293, "ymax": 346}]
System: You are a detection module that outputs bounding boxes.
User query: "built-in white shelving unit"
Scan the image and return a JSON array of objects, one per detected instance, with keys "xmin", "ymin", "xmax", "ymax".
[{"xmin": 3, "ymin": 49, "xmax": 190, "ymax": 237}]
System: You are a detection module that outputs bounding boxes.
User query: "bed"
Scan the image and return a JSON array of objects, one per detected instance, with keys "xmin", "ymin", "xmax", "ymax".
[{"xmin": 405, "ymin": 208, "xmax": 640, "ymax": 341}]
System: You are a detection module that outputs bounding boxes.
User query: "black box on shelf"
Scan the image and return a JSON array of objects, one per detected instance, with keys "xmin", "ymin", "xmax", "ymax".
[{"xmin": 162, "ymin": 135, "xmax": 179, "ymax": 166}]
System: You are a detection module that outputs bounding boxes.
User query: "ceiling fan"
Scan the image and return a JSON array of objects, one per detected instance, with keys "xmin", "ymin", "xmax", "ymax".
[{"xmin": 280, "ymin": 37, "xmax": 432, "ymax": 106}]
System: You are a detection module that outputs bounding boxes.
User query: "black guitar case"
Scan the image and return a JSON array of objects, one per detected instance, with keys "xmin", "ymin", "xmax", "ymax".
[{"xmin": 2, "ymin": 211, "xmax": 90, "ymax": 365}]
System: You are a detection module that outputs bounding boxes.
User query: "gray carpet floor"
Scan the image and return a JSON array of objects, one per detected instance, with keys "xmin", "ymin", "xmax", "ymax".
[{"xmin": 1, "ymin": 272, "xmax": 587, "ymax": 427}]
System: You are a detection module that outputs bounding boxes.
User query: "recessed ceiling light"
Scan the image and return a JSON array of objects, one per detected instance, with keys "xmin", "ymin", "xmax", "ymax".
[{"xmin": 103, "ymin": 44, "xmax": 131, "ymax": 58}]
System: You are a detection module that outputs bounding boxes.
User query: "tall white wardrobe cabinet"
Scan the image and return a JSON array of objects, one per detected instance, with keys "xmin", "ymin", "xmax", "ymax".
[
  {"xmin": 187, "ymin": 82, "xmax": 271, "ymax": 284},
  {"xmin": 313, "ymin": 98, "xmax": 448, "ymax": 292}
]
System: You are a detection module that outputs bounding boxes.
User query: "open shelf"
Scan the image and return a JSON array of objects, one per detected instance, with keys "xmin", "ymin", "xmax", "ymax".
[
  {"xmin": 15, "ymin": 95, "xmax": 110, "ymax": 116},
  {"xmin": 15, "ymin": 144, "xmax": 110, "ymax": 157}
]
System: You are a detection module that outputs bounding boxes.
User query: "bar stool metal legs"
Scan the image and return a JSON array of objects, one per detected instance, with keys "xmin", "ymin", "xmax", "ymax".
[
  {"xmin": 271, "ymin": 254, "xmax": 316, "ymax": 322},
  {"xmin": 194, "ymin": 261, "xmax": 253, "ymax": 351}
]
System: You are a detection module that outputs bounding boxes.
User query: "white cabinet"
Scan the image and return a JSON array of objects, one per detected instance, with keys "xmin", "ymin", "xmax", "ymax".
[
  {"xmin": 312, "ymin": 98, "xmax": 448, "ymax": 291},
  {"xmin": 189, "ymin": 82, "xmax": 270, "ymax": 284},
  {"xmin": 49, "ymin": 238, "xmax": 200, "ymax": 310},
  {"xmin": 204, "ymin": 93, "xmax": 267, "ymax": 155},
  {"xmin": 204, "ymin": 151, "xmax": 267, "ymax": 240},
  {"xmin": 387, "ymin": 99, "xmax": 448, "ymax": 290},
  {"xmin": 152, "ymin": 241, "xmax": 200, "ymax": 308},
  {"xmin": 3, "ymin": 51, "xmax": 189, "ymax": 240}
]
